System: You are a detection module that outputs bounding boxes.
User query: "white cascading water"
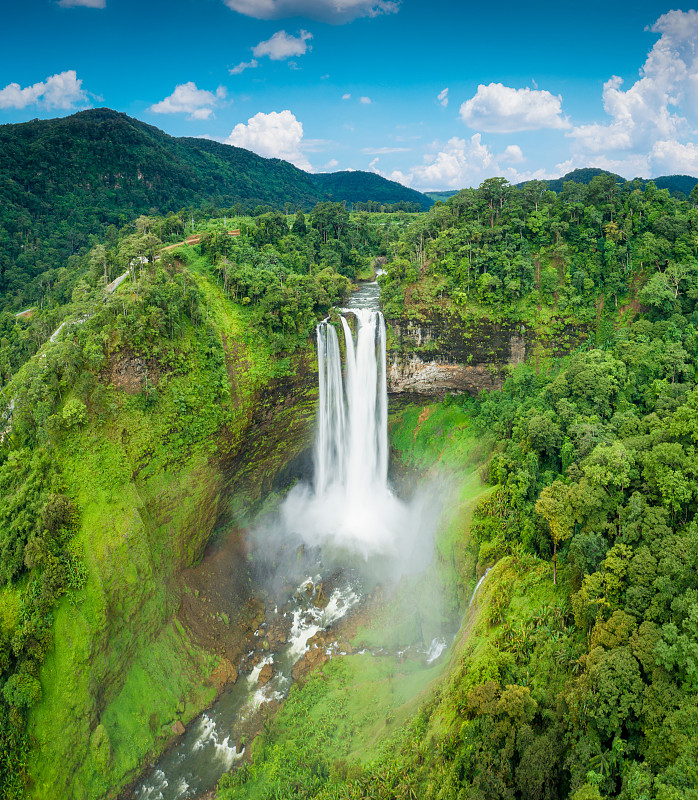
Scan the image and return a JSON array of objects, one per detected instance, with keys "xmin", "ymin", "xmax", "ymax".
[
  {"xmin": 316, "ymin": 310, "xmax": 388, "ymax": 499},
  {"xmin": 282, "ymin": 305, "xmax": 415, "ymax": 560},
  {"xmin": 133, "ymin": 290, "xmax": 440, "ymax": 800}
]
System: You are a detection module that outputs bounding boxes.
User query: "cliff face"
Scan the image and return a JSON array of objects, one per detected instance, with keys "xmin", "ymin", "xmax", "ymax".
[
  {"xmin": 386, "ymin": 313, "xmax": 587, "ymax": 396},
  {"xmin": 27, "ymin": 299, "xmax": 318, "ymax": 800}
]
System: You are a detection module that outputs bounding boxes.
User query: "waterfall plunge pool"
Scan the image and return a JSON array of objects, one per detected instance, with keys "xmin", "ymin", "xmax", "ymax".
[{"xmin": 129, "ymin": 280, "xmax": 457, "ymax": 799}]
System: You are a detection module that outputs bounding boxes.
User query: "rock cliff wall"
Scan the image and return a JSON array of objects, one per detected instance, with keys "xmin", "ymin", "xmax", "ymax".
[
  {"xmin": 28, "ymin": 340, "xmax": 317, "ymax": 799},
  {"xmin": 386, "ymin": 313, "xmax": 586, "ymax": 396}
]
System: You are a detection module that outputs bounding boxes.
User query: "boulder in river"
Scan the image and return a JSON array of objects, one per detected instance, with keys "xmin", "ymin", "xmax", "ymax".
[
  {"xmin": 209, "ymin": 656, "xmax": 238, "ymax": 689},
  {"xmin": 258, "ymin": 662, "xmax": 274, "ymax": 686},
  {"xmin": 291, "ymin": 645, "xmax": 329, "ymax": 684}
]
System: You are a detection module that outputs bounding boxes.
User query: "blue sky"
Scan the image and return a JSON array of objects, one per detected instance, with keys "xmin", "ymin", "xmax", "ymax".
[{"xmin": 2, "ymin": 0, "xmax": 697, "ymax": 189}]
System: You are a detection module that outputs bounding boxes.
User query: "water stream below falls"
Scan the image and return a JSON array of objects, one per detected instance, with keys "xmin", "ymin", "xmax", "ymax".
[
  {"xmin": 133, "ymin": 568, "xmax": 362, "ymax": 800},
  {"xmin": 131, "ymin": 281, "xmax": 446, "ymax": 800}
]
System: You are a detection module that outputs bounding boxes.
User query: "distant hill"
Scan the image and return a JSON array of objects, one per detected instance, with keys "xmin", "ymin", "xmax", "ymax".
[
  {"xmin": 0, "ymin": 108, "xmax": 432, "ymax": 306},
  {"xmin": 313, "ymin": 171, "xmax": 432, "ymax": 211},
  {"xmin": 517, "ymin": 168, "xmax": 697, "ymax": 197},
  {"xmin": 653, "ymin": 174, "xmax": 698, "ymax": 196},
  {"xmin": 423, "ymin": 190, "xmax": 459, "ymax": 202}
]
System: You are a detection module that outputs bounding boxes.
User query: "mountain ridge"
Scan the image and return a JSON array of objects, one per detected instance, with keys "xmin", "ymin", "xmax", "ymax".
[
  {"xmin": 423, "ymin": 168, "xmax": 698, "ymax": 201},
  {"xmin": 516, "ymin": 166, "xmax": 698, "ymax": 196},
  {"xmin": 0, "ymin": 108, "xmax": 431, "ymax": 306}
]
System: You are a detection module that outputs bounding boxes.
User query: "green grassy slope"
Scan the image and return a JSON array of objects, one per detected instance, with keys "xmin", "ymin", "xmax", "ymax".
[{"xmin": 14, "ymin": 259, "xmax": 319, "ymax": 799}]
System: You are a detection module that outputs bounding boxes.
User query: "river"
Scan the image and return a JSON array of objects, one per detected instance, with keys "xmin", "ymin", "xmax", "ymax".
[{"xmin": 131, "ymin": 280, "xmax": 448, "ymax": 799}]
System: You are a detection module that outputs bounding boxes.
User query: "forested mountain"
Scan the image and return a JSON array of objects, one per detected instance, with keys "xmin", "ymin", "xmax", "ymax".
[
  {"xmin": 0, "ymin": 109, "xmax": 431, "ymax": 309},
  {"xmin": 313, "ymin": 170, "xmax": 431, "ymax": 210},
  {"xmin": 654, "ymin": 173, "xmax": 698, "ymax": 196},
  {"xmin": 518, "ymin": 168, "xmax": 698, "ymax": 197},
  {"xmin": 424, "ymin": 190, "xmax": 459, "ymax": 202}
]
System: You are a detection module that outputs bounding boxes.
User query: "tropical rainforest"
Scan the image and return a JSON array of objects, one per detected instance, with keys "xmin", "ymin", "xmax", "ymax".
[
  {"xmin": 0, "ymin": 109, "xmax": 430, "ymax": 313},
  {"xmin": 1, "ymin": 112, "xmax": 698, "ymax": 800}
]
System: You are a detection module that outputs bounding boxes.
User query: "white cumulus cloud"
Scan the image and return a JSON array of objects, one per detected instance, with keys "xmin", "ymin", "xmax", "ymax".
[
  {"xmin": 461, "ymin": 83, "xmax": 569, "ymax": 132},
  {"xmin": 410, "ymin": 135, "xmax": 495, "ymax": 187},
  {"xmin": 225, "ymin": 109, "xmax": 312, "ymax": 170},
  {"xmin": 567, "ymin": 10, "xmax": 698, "ymax": 173},
  {"xmin": 437, "ymin": 87, "xmax": 448, "ymax": 108},
  {"xmin": 148, "ymin": 82, "xmax": 226, "ymax": 120},
  {"xmin": 57, "ymin": 0, "xmax": 105, "ymax": 6},
  {"xmin": 230, "ymin": 59, "xmax": 258, "ymax": 75},
  {"xmin": 359, "ymin": 96, "xmax": 372, "ymax": 104},
  {"xmin": 221, "ymin": 0, "xmax": 399, "ymax": 23},
  {"xmin": 0, "ymin": 70, "xmax": 88, "ymax": 110},
  {"xmin": 373, "ymin": 136, "xmax": 546, "ymax": 190},
  {"xmin": 650, "ymin": 139, "xmax": 698, "ymax": 174},
  {"xmin": 500, "ymin": 144, "xmax": 524, "ymax": 164},
  {"xmin": 253, "ymin": 30, "xmax": 312, "ymax": 60},
  {"xmin": 342, "ymin": 93, "xmax": 351, "ymax": 100}
]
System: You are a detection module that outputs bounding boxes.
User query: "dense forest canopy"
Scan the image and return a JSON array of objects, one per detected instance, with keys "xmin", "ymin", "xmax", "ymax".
[
  {"xmin": 0, "ymin": 109, "xmax": 432, "ymax": 313},
  {"xmin": 381, "ymin": 173, "xmax": 698, "ymax": 326}
]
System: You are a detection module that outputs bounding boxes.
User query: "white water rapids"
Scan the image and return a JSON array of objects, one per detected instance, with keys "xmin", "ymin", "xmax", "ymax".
[{"xmin": 133, "ymin": 283, "xmax": 440, "ymax": 800}]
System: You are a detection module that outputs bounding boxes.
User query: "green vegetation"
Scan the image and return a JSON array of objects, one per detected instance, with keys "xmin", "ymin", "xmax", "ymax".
[
  {"xmin": 219, "ymin": 655, "xmax": 444, "ymax": 800},
  {"xmin": 0, "ymin": 254, "xmax": 233, "ymax": 797},
  {"xmin": 0, "ymin": 108, "xmax": 431, "ymax": 313},
  {"xmin": 0, "ymin": 203, "xmax": 399, "ymax": 798},
  {"xmin": 313, "ymin": 171, "xmax": 431, "ymax": 211},
  {"xmin": 0, "ymin": 202, "xmax": 414, "ymax": 390},
  {"xmin": 381, "ymin": 173, "xmax": 698, "ymax": 326}
]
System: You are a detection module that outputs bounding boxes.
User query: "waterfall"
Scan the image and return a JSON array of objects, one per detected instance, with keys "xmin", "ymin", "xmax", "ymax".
[
  {"xmin": 314, "ymin": 322, "xmax": 346, "ymax": 496},
  {"xmin": 281, "ymin": 304, "xmax": 409, "ymax": 559},
  {"xmin": 281, "ymin": 294, "xmax": 436, "ymax": 569},
  {"xmin": 468, "ymin": 568, "xmax": 491, "ymax": 607},
  {"xmin": 315, "ymin": 309, "xmax": 388, "ymax": 506}
]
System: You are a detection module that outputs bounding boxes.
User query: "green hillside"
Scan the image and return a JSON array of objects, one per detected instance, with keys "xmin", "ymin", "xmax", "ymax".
[
  {"xmin": 653, "ymin": 173, "xmax": 698, "ymax": 196},
  {"xmin": 313, "ymin": 170, "xmax": 432, "ymax": 210},
  {"xmin": 0, "ymin": 109, "xmax": 431, "ymax": 310},
  {"xmin": 424, "ymin": 189, "xmax": 459, "ymax": 202},
  {"xmin": 517, "ymin": 167, "xmax": 698, "ymax": 196}
]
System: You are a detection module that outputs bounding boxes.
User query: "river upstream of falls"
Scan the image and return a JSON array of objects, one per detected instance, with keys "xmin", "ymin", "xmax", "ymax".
[{"xmin": 132, "ymin": 281, "xmax": 452, "ymax": 800}]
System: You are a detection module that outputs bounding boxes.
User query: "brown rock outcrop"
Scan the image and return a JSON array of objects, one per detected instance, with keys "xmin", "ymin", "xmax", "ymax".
[
  {"xmin": 258, "ymin": 663, "xmax": 274, "ymax": 686},
  {"xmin": 386, "ymin": 314, "xmax": 586, "ymax": 397}
]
